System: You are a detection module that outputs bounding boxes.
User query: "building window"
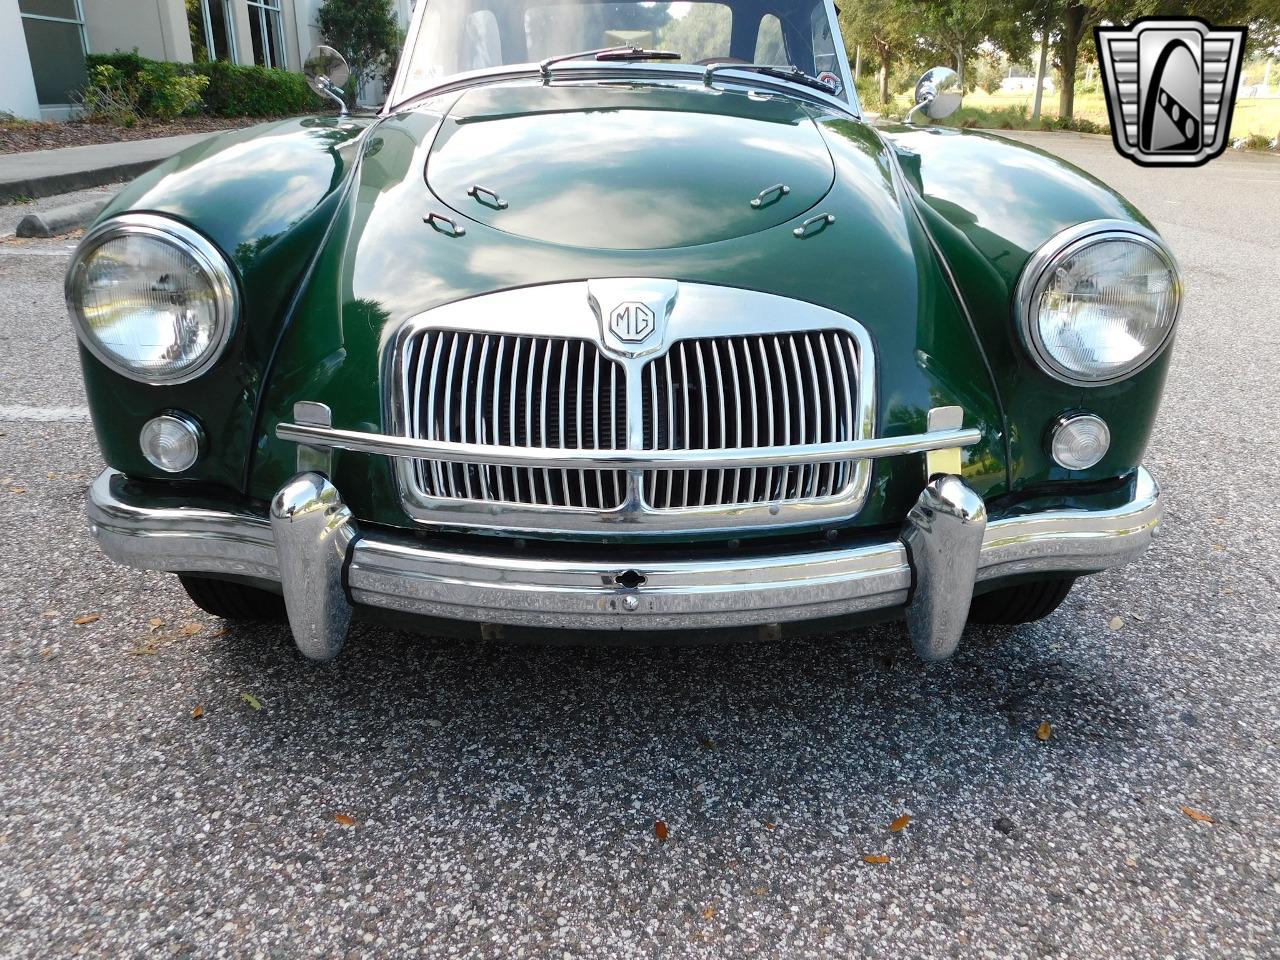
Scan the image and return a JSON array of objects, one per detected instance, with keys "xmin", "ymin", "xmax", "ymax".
[
  {"xmin": 18, "ymin": 0, "xmax": 88, "ymax": 106},
  {"xmin": 247, "ymin": 0, "xmax": 286, "ymax": 69},
  {"xmin": 187, "ymin": 0, "xmax": 237, "ymax": 63}
]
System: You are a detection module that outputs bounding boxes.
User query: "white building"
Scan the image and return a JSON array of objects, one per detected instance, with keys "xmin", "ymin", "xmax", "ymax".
[{"xmin": 1, "ymin": 0, "xmax": 412, "ymax": 122}]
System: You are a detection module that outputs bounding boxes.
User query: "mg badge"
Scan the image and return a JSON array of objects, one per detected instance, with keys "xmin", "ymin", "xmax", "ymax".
[
  {"xmin": 1096, "ymin": 17, "xmax": 1246, "ymax": 167},
  {"xmin": 588, "ymin": 278, "xmax": 677, "ymax": 358},
  {"xmin": 609, "ymin": 302, "xmax": 656, "ymax": 343}
]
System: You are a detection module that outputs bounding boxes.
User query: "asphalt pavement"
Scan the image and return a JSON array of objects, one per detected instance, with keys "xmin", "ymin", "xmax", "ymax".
[{"xmin": 1, "ymin": 132, "xmax": 1277, "ymax": 959}]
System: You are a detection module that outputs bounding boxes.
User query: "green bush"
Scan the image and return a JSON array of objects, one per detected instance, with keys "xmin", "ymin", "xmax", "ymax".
[
  {"xmin": 141, "ymin": 64, "xmax": 208, "ymax": 119},
  {"xmin": 85, "ymin": 52, "xmax": 320, "ymax": 119},
  {"xmin": 193, "ymin": 60, "xmax": 320, "ymax": 117},
  {"xmin": 76, "ymin": 64, "xmax": 142, "ymax": 125}
]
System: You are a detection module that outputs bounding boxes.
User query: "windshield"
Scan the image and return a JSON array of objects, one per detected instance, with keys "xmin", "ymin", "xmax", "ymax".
[{"xmin": 396, "ymin": 0, "xmax": 849, "ymax": 103}]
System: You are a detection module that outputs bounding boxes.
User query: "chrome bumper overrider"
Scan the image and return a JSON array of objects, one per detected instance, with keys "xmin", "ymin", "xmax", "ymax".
[{"xmin": 87, "ymin": 467, "xmax": 1162, "ymax": 662}]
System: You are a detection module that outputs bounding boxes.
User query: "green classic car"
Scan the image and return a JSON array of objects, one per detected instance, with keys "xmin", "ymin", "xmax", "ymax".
[{"xmin": 71, "ymin": 0, "xmax": 1175, "ymax": 662}]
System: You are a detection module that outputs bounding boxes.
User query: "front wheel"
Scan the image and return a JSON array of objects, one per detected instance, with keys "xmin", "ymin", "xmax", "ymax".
[
  {"xmin": 967, "ymin": 577, "xmax": 1075, "ymax": 625},
  {"xmin": 179, "ymin": 574, "xmax": 287, "ymax": 623}
]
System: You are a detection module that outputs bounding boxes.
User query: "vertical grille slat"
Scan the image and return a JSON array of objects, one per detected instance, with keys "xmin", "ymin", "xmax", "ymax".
[
  {"xmin": 639, "ymin": 329, "xmax": 861, "ymax": 509},
  {"xmin": 492, "ymin": 336, "xmax": 508, "ymax": 502}
]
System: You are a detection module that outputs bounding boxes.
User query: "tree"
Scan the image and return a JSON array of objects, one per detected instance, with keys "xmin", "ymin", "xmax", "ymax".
[
  {"xmin": 840, "ymin": 0, "xmax": 917, "ymax": 105},
  {"xmin": 916, "ymin": 0, "xmax": 1003, "ymax": 89},
  {"xmin": 656, "ymin": 4, "xmax": 733, "ymax": 62},
  {"xmin": 317, "ymin": 0, "xmax": 399, "ymax": 97},
  {"xmin": 1031, "ymin": 1, "xmax": 1055, "ymax": 123}
]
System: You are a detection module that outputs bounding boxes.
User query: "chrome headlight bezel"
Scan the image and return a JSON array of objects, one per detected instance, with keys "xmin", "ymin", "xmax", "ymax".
[
  {"xmin": 65, "ymin": 213, "xmax": 239, "ymax": 385},
  {"xmin": 1015, "ymin": 219, "xmax": 1181, "ymax": 387}
]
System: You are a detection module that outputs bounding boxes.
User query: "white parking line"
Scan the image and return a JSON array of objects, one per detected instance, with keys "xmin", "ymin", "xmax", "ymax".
[
  {"xmin": 0, "ymin": 405, "xmax": 90, "ymax": 421},
  {"xmin": 0, "ymin": 246, "xmax": 75, "ymax": 257}
]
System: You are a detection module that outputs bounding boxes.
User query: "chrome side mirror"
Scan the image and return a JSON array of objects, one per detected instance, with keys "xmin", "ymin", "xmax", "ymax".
[
  {"xmin": 304, "ymin": 45, "xmax": 351, "ymax": 115},
  {"xmin": 908, "ymin": 66, "xmax": 962, "ymax": 124}
]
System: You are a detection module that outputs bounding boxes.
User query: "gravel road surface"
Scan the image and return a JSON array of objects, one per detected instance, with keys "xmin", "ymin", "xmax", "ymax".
[{"xmin": 1, "ymin": 133, "xmax": 1277, "ymax": 959}]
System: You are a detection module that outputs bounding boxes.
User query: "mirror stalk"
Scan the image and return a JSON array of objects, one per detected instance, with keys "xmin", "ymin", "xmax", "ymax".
[{"xmin": 315, "ymin": 75, "xmax": 348, "ymax": 116}]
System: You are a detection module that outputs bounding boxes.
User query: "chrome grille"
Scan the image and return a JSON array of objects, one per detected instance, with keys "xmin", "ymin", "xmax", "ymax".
[
  {"xmin": 389, "ymin": 282, "xmax": 877, "ymax": 536},
  {"xmin": 404, "ymin": 330, "xmax": 627, "ymax": 509},
  {"xmin": 641, "ymin": 331, "xmax": 860, "ymax": 508}
]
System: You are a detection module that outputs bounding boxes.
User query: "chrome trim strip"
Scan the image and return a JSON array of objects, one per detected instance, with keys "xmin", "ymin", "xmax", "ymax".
[
  {"xmin": 88, "ymin": 467, "xmax": 1161, "ymax": 635},
  {"xmin": 1013, "ymin": 219, "xmax": 1181, "ymax": 387},
  {"xmin": 276, "ymin": 421, "xmax": 981, "ymax": 471}
]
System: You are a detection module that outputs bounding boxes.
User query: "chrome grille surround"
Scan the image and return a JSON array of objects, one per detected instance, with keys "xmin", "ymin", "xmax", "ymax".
[{"xmin": 387, "ymin": 281, "xmax": 876, "ymax": 536}]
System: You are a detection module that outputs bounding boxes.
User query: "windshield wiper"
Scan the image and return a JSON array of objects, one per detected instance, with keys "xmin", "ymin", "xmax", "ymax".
[
  {"xmin": 539, "ymin": 45, "xmax": 681, "ymax": 79},
  {"xmin": 703, "ymin": 63, "xmax": 837, "ymax": 96}
]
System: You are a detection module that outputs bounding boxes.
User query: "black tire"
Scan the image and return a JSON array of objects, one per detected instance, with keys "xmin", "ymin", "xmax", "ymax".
[
  {"xmin": 967, "ymin": 577, "xmax": 1075, "ymax": 625},
  {"xmin": 178, "ymin": 574, "xmax": 287, "ymax": 623}
]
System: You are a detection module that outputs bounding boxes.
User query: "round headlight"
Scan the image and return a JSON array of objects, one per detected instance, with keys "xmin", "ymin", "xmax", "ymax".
[
  {"xmin": 66, "ymin": 214, "xmax": 237, "ymax": 384},
  {"xmin": 1018, "ymin": 222, "xmax": 1180, "ymax": 385}
]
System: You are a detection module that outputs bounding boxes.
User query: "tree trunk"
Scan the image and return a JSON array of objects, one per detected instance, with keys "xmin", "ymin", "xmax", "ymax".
[
  {"xmin": 1058, "ymin": 4, "xmax": 1087, "ymax": 121},
  {"xmin": 954, "ymin": 45, "xmax": 965, "ymax": 90},
  {"xmin": 854, "ymin": 45, "xmax": 862, "ymax": 81},
  {"xmin": 1031, "ymin": 15, "xmax": 1050, "ymax": 124},
  {"xmin": 877, "ymin": 42, "xmax": 891, "ymax": 106}
]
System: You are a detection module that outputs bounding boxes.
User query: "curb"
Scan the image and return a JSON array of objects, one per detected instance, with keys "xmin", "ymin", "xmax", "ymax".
[
  {"xmin": 0, "ymin": 158, "xmax": 160, "ymax": 204},
  {"xmin": 16, "ymin": 196, "xmax": 110, "ymax": 238}
]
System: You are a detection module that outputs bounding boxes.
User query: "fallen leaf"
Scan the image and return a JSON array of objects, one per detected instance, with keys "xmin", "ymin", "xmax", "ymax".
[
  {"xmin": 128, "ymin": 643, "xmax": 158, "ymax": 656},
  {"xmin": 8, "ymin": 487, "xmax": 25, "ymax": 494},
  {"xmin": 1036, "ymin": 721, "xmax": 1053, "ymax": 741},
  {"xmin": 241, "ymin": 693, "xmax": 262, "ymax": 711},
  {"xmin": 700, "ymin": 738, "xmax": 716, "ymax": 750},
  {"xmin": 40, "ymin": 648, "xmax": 52, "ymax": 658},
  {"xmin": 208, "ymin": 628, "xmax": 226, "ymax": 639},
  {"xmin": 1210, "ymin": 544, "xmax": 1225, "ymax": 552},
  {"xmin": 763, "ymin": 822, "xmax": 776, "ymax": 830},
  {"xmin": 654, "ymin": 820, "xmax": 669, "ymax": 842},
  {"xmin": 179, "ymin": 623, "xmax": 202, "ymax": 636},
  {"xmin": 752, "ymin": 887, "xmax": 768, "ymax": 896},
  {"xmin": 41, "ymin": 611, "xmax": 57, "ymax": 619},
  {"xmin": 863, "ymin": 854, "xmax": 890, "ymax": 865},
  {"xmin": 72, "ymin": 614, "xmax": 99, "ymax": 626},
  {"xmin": 702, "ymin": 906, "xmax": 717, "ymax": 920},
  {"xmin": 148, "ymin": 617, "xmax": 164, "ymax": 627},
  {"xmin": 191, "ymin": 705, "xmax": 204, "ymax": 719},
  {"xmin": 889, "ymin": 814, "xmax": 912, "ymax": 833},
  {"xmin": 1108, "ymin": 616, "xmax": 1125, "ymax": 631},
  {"xmin": 1124, "ymin": 856, "xmax": 1138, "ymax": 868},
  {"xmin": 334, "ymin": 813, "xmax": 357, "ymax": 827},
  {"xmin": 1182, "ymin": 806, "xmax": 1214, "ymax": 824}
]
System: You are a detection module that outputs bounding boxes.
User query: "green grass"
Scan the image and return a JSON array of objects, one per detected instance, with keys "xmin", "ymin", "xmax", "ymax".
[{"xmin": 881, "ymin": 88, "xmax": 1280, "ymax": 144}]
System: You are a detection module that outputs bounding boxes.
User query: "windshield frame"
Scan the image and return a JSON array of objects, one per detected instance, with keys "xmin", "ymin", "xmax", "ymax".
[{"xmin": 384, "ymin": 0, "xmax": 859, "ymax": 116}]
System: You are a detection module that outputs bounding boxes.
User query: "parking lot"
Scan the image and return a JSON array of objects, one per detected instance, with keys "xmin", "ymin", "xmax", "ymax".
[{"xmin": 1, "ymin": 132, "xmax": 1277, "ymax": 958}]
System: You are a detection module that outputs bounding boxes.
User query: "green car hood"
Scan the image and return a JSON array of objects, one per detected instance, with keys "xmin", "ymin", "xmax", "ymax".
[
  {"xmin": 252, "ymin": 82, "xmax": 1008, "ymax": 540},
  {"xmin": 425, "ymin": 85, "xmax": 836, "ymax": 249}
]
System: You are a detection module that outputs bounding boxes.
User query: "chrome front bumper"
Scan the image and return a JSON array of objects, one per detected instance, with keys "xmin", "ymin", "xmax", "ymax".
[{"xmin": 87, "ymin": 467, "xmax": 1161, "ymax": 662}]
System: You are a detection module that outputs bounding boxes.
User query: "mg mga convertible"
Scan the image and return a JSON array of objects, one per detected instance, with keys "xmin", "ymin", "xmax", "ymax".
[{"xmin": 72, "ymin": 0, "xmax": 1174, "ymax": 661}]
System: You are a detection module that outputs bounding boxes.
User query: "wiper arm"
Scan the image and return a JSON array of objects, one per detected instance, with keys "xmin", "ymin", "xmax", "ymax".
[
  {"xmin": 540, "ymin": 45, "xmax": 681, "ymax": 79},
  {"xmin": 703, "ymin": 63, "xmax": 837, "ymax": 95}
]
